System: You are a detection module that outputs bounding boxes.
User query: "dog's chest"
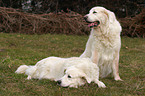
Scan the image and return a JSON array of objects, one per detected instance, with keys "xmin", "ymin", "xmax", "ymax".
[
  {"xmin": 93, "ymin": 36, "xmax": 116, "ymax": 51},
  {"xmin": 92, "ymin": 38, "xmax": 116, "ymax": 61},
  {"xmin": 100, "ymin": 48, "xmax": 115, "ymax": 61},
  {"xmin": 92, "ymin": 28, "xmax": 119, "ymax": 49}
]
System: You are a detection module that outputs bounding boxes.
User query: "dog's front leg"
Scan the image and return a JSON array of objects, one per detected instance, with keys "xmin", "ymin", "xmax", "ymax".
[
  {"xmin": 80, "ymin": 34, "xmax": 94, "ymax": 58},
  {"xmin": 112, "ymin": 52, "xmax": 122, "ymax": 81},
  {"xmin": 94, "ymin": 79, "xmax": 106, "ymax": 88},
  {"xmin": 91, "ymin": 48, "xmax": 99, "ymax": 65},
  {"xmin": 27, "ymin": 75, "xmax": 32, "ymax": 80}
]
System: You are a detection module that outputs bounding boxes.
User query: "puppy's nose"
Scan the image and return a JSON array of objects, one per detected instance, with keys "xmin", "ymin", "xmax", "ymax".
[
  {"xmin": 84, "ymin": 16, "xmax": 88, "ymax": 21},
  {"xmin": 57, "ymin": 80, "xmax": 61, "ymax": 85}
]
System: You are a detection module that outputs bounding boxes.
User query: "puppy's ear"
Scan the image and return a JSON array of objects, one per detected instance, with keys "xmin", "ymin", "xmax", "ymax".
[
  {"xmin": 64, "ymin": 68, "xmax": 67, "ymax": 73},
  {"xmin": 81, "ymin": 74, "xmax": 92, "ymax": 84}
]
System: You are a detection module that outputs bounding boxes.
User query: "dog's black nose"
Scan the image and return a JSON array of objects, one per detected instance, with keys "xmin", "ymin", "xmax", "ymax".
[
  {"xmin": 84, "ymin": 16, "xmax": 88, "ymax": 21},
  {"xmin": 57, "ymin": 80, "xmax": 61, "ymax": 85}
]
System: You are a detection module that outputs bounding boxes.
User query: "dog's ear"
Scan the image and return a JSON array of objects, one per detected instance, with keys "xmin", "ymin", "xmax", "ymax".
[
  {"xmin": 107, "ymin": 10, "xmax": 116, "ymax": 23},
  {"xmin": 64, "ymin": 68, "xmax": 67, "ymax": 73},
  {"xmin": 104, "ymin": 9, "xmax": 116, "ymax": 23},
  {"xmin": 81, "ymin": 73, "xmax": 92, "ymax": 84}
]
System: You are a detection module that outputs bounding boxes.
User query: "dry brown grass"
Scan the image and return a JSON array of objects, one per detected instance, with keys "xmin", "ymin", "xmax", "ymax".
[
  {"xmin": 0, "ymin": 7, "xmax": 89, "ymax": 35},
  {"xmin": 0, "ymin": 7, "xmax": 145, "ymax": 37},
  {"xmin": 120, "ymin": 8, "xmax": 145, "ymax": 38}
]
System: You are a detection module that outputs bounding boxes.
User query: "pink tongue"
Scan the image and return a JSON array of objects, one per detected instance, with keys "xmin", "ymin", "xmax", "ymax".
[
  {"xmin": 88, "ymin": 22, "xmax": 98, "ymax": 27},
  {"xmin": 88, "ymin": 23, "xmax": 95, "ymax": 27}
]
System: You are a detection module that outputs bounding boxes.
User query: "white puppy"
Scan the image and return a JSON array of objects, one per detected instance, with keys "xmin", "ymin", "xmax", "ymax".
[
  {"xmin": 15, "ymin": 57, "xmax": 106, "ymax": 88},
  {"xmin": 80, "ymin": 6, "xmax": 122, "ymax": 81}
]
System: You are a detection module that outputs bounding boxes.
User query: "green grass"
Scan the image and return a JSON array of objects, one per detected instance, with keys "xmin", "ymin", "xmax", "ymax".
[{"xmin": 0, "ymin": 33, "xmax": 145, "ymax": 96}]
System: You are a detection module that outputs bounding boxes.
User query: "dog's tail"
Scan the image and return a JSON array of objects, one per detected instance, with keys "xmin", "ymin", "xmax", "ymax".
[
  {"xmin": 15, "ymin": 65, "xmax": 29, "ymax": 74},
  {"xmin": 15, "ymin": 65, "xmax": 36, "ymax": 76},
  {"xmin": 15, "ymin": 65, "xmax": 37, "ymax": 79}
]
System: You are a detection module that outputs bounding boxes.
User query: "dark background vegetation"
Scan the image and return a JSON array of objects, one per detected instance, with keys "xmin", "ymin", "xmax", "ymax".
[
  {"xmin": 0, "ymin": 0, "xmax": 145, "ymax": 37},
  {"xmin": 0, "ymin": 0, "xmax": 144, "ymax": 17}
]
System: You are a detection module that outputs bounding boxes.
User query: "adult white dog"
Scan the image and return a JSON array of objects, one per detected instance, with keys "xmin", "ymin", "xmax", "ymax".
[
  {"xmin": 15, "ymin": 57, "xmax": 106, "ymax": 88},
  {"xmin": 80, "ymin": 6, "xmax": 122, "ymax": 81}
]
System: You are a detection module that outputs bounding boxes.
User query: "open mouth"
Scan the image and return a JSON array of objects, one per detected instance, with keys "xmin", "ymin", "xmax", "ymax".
[{"xmin": 87, "ymin": 21, "xmax": 100, "ymax": 28}]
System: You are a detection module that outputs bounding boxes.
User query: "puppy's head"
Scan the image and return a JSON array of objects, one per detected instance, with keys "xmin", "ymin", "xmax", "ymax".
[
  {"xmin": 84, "ymin": 6, "xmax": 116, "ymax": 28},
  {"xmin": 57, "ymin": 66, "xmax": 92, "ymax": 88}
]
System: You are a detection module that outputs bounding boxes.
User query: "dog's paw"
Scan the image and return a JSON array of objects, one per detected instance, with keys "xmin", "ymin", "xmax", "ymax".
[
  {"xmin": 95, "ymin": 80, "xmax": 106, "ymax": 88},
  {"xmin": 26, "ymin": 75, "xmax": 32, "ymax": 80},
  {"xmin": 98, "ymin": 81, "xmax": 106, "ymax": 88},
  {"xmin": 115, "ymin": 77, "xmax": 123, "ymax": 81}
]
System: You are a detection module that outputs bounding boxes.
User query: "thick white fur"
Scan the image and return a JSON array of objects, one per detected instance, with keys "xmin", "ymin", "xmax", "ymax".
[
  {"xmin": 80, "ymin": 7, "xmax": 122, "ymax": 81},
  {"xmin": 15, "ymin": 57, "xmax": 106, "ymax": 88}
]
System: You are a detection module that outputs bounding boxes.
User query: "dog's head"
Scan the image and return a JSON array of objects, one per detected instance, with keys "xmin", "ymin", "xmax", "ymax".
[
  {"xmin": 84, "ymin": 6, "xmax": 116, "ymax": 28},
  {"xmin": 57, "ymin": 66, "xmax": 92, "ymax": 88}
]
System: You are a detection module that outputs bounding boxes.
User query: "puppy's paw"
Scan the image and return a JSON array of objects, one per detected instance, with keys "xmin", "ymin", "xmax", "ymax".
[
  {"xmin": 98, "ymin": 81, "xmax": 106, "ymax": 88},
  {"xmin": 26, "ymin": 75, "xmax": 32, "ymax": 80},
  {"xmin": 95, "ymin": 80, "xmax": 106, "ymax": 88}
]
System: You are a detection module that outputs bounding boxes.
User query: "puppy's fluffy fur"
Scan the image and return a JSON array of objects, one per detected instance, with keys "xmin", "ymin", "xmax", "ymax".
[
  {"xmin": 80, "ymin": 6, "xmax": 122, "ymax": 81},
  {"xmin": 15, "ymin": 57, "xmax": 106, "ymax": 88}
]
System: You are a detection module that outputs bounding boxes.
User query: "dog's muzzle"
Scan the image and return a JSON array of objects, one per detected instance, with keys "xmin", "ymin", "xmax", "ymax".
[
  {"xmin": 84, "ymin": 16, "xmax": 100, "ymax": 28},
  {"xmin": 84, "ymin": 16, "xmax": 88, "ymax": 22},
  {"xmin": 84, "ymin": 16, "xmax": 91, "ymax": 23},
  {"xmin": 57, "ymin": 80, "xmax": 61, "ymax": 85}
]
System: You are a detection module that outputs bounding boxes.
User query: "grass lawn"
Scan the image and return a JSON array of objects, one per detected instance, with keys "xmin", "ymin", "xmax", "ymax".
[{"xmin": 0, "ymin": 33, "xmax": 145, "ymax": 96}]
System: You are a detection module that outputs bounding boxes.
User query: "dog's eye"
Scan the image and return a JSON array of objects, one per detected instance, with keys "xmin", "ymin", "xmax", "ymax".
[
  {"xmin": 68, "ymin": 75, "xmax": 71, "ymax": 78},
  {"xmin": 93, "ymin": 11, "xmax": 97, "ymax": 14}
]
